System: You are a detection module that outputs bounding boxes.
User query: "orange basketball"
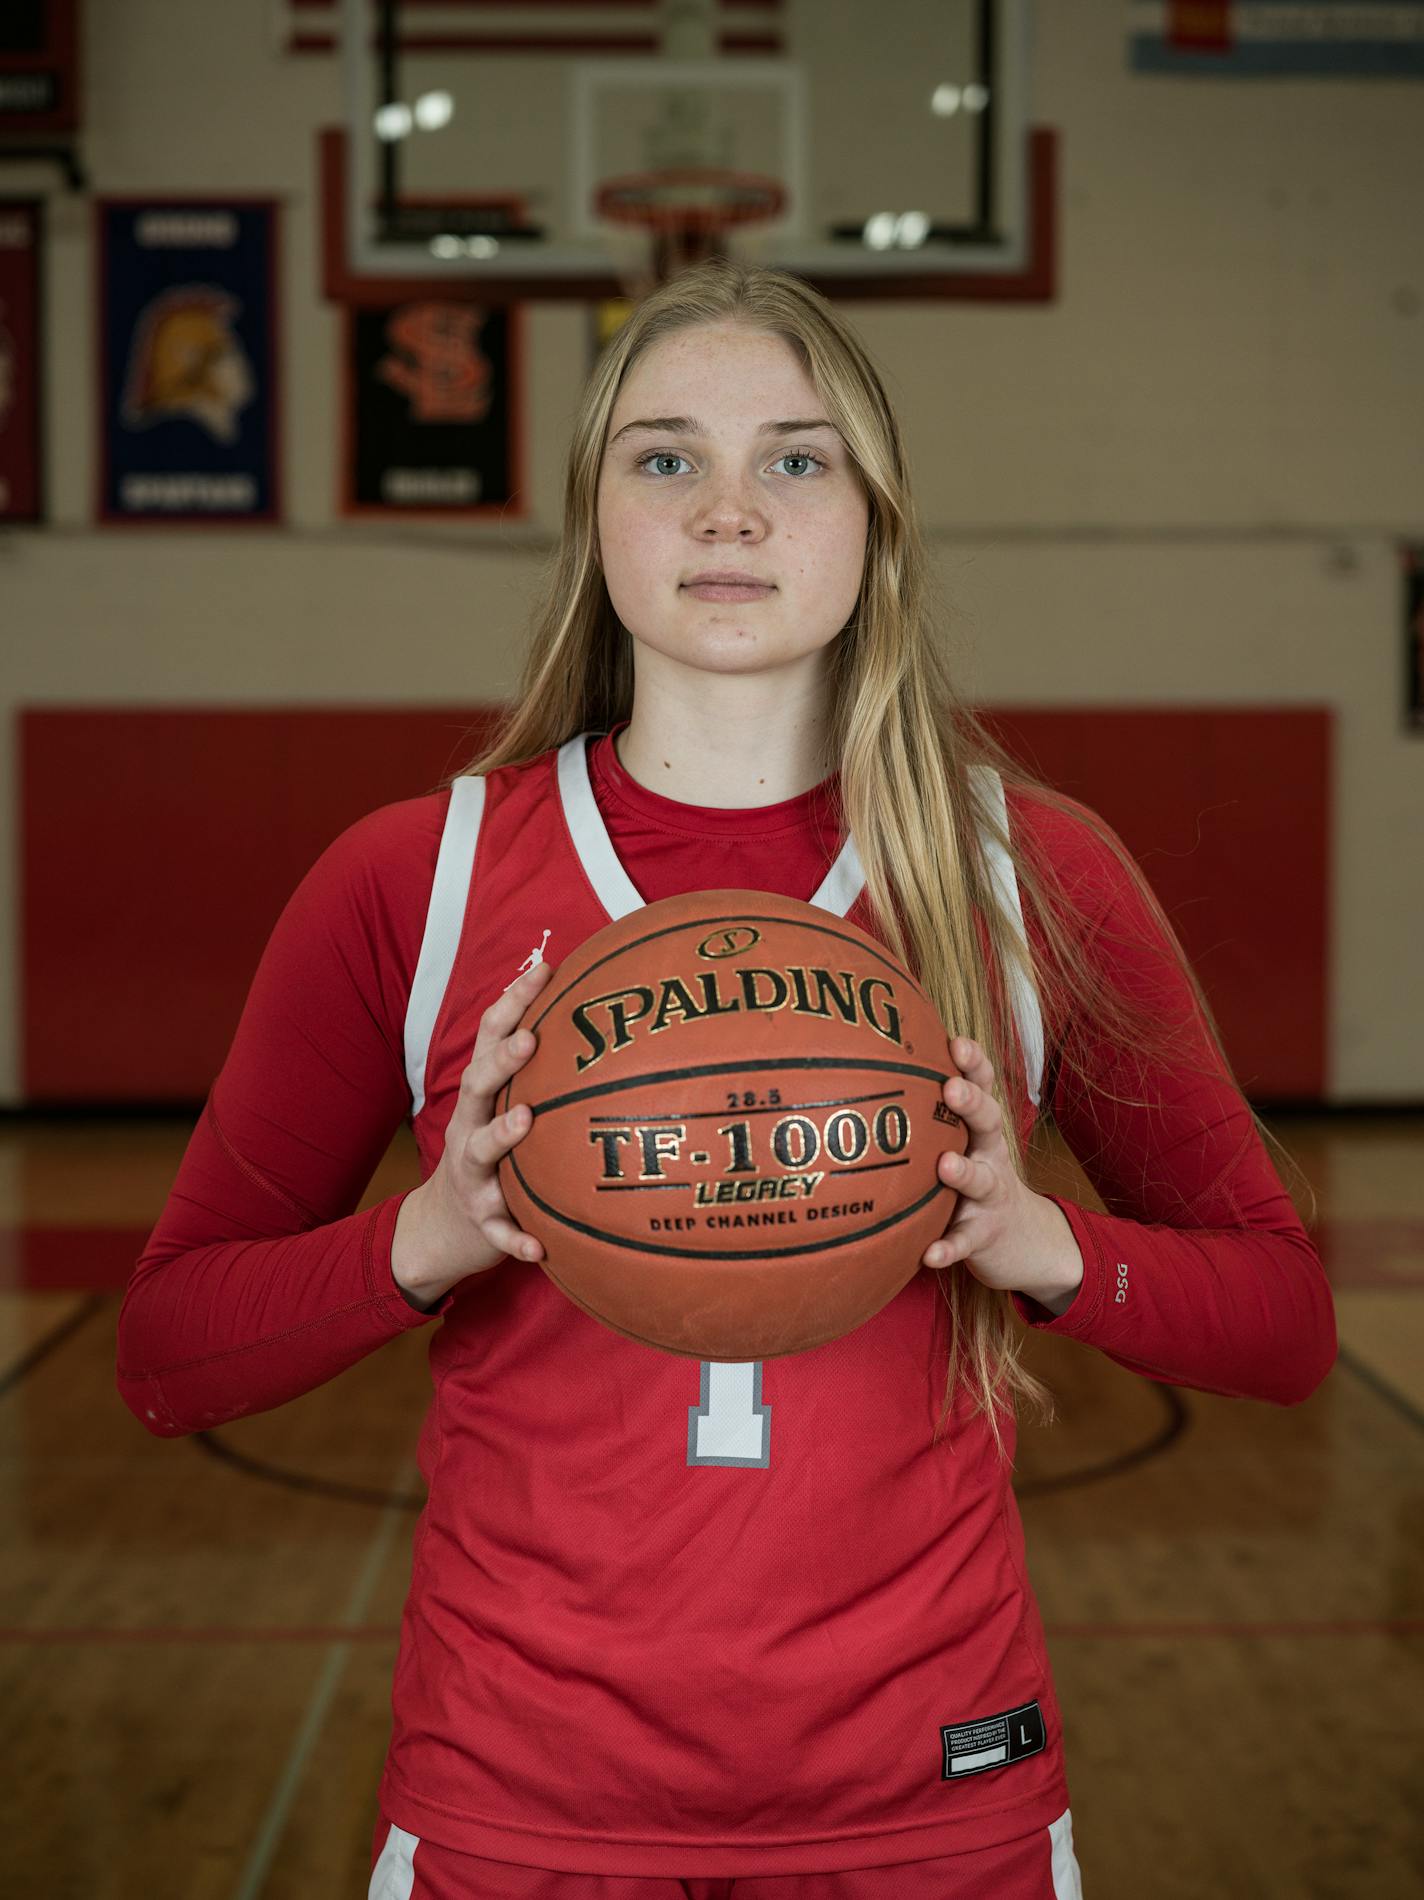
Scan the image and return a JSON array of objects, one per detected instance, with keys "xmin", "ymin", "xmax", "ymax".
[{"xmin": 496, "ymin": 889, "xmax": 968, "ymax": 1360}]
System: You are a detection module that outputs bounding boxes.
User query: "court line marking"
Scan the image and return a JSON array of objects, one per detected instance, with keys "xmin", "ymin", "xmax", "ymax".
[
  {"xmin": 1335, "ymin": 1341, "xmax": 1424, "ymax": 1436},
  {"xmin": 0, "ymin": 1292, "xmax": 105, "ymax": 1399},
  {"xmin": 229, "ymin": 1455, "xmax": 420, "ymax": 1900},
  {"xmin": 4, "ymin": 1617, "xmax": 1421, "ymax": 1644}
]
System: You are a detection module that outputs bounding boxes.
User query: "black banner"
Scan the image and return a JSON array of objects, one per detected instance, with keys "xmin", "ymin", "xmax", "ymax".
[{"xmin": 344, "ymin": 301, "xmax": 522, "ymax": 517}]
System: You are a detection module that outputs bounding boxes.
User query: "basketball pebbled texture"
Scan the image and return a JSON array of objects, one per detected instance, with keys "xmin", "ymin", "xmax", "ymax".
[{"xmin": 496, "ymin": 889, "xmax": 967, "ymax": 1360}]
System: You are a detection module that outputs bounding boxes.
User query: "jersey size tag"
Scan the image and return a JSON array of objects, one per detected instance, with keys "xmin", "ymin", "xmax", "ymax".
[{"xmin": 940, "ymin": 1699, "xmax": 1046, "ymax": 1779}]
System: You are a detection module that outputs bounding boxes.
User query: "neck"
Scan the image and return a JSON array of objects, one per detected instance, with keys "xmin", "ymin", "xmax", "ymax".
[{"xmin": 615, "ymin": 672, "xmax": 834, "ymax": 809}]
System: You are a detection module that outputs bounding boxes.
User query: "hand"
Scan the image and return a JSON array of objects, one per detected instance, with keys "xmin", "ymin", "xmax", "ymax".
[
  {"xmin": 920, "ymin": 1037, "xmax": 1084, "ymax": 1317},
  {"xmin": 391, "ymin": 958, "xmax": 552, "ymax": 1305}
]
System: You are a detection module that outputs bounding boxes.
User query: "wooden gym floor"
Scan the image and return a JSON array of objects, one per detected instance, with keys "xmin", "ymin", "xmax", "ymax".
[{"xmin": 1, "ymin": 1110, "xmax": 1421, "ymax": 1898}]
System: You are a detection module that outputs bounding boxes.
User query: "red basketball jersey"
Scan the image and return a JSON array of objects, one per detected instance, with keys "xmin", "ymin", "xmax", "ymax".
[{"xmin": 380, "ymin": 733, "xmax": 1068, "ymax": 1875}]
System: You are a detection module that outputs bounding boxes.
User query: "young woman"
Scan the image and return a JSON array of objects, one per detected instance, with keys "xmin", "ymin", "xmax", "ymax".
[{"xmin": 117, "ymin": 260, "xmax": 1337, "ymax": 1900}]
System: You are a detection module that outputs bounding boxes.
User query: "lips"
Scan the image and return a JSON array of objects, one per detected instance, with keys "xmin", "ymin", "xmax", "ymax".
[
  {"xmin": 683, "ymin": 583, "xmax": 774, "ymax": 602},
  {"xmin": 682, "ymin": 572, "xmax": 776, "ymax": 602}
]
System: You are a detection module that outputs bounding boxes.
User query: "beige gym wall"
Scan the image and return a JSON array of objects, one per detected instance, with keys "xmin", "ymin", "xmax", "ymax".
[{"xmin": 0, "ymin": 0, "xmax": 1419, "ymax": 1102}]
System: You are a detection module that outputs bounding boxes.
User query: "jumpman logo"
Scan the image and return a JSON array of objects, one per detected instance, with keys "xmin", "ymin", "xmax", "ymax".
[{"xmin": 503, "ymin": 928, "xmax": 551, "ymax": 991}]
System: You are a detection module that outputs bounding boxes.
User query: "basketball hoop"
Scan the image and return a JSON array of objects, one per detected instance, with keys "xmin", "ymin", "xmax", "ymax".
[{"xmin": 595, "ymin": 166, "xmax": 785, "ymax": 298}]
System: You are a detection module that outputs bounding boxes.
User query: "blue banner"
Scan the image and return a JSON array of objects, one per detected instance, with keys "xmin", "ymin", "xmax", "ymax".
[{"xmin": 98, "ymin": 200, "xmax": 280, "ymax": 524}]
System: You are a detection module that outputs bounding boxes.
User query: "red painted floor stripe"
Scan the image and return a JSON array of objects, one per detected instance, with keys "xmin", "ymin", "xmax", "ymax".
[
  {"xmin": 1045, "ymin": 1618, "xmax": 1424, "ymax": 1639},
  {"xmin": 0, "ymin": 1626, "xmax": 403, "ymax": 1643},
  {"xmin": 1311, "ymin": 1218, "xmax": 1424, "ymax": 1288},
  {"xmin": 0, "ymin": 1619, "xmax": 1420, "ymax": 1643},
  {"xmin": 0, "ymin": 1226, "xmax": 150, "ymax": 1292}
]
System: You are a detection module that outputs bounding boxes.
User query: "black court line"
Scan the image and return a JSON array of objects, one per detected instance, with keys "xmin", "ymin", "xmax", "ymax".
[
  {"xmin": 7, "ymin": 1299, "xmax": 1408, "ymax": 1522},
  {"xmin": 187, "ymin": 1384, "xmax": 1192, "ymax": 1509},
  {"xmin": 1013, "ymin": 1385, "xmax": 1191, "ymax": 1498},
  {"xmin": 0, "ymin": 1293, "xmax": 107, "ymax": 1402},
  {"xmin": 1335, "ymin": 1342, "xmax": 1424, "ymax": 1439}
]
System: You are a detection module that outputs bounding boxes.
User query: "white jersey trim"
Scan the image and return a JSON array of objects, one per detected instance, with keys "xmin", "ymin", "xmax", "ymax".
[
  {"xmin": 1050, "ymin": 1805, "xmax": 1086, "ymax": 1898},
  {"xmin": 403, "ymin": 775, "xmax": 486, "ymax": 1118},
  {"xmin": 556, "ymin": 730, "xmax": 870, "ymax": 920},
  {"xmin": 369, "ymin": 1811, "xmax": 1080, "ymax": 1895},
  {"xmin": 367, "ymin": 1819, "xmax": 418, "ymax": 1899},
  {"xmin": 557, "ymin": 732, "xmax": 645, "ymax": 918}
]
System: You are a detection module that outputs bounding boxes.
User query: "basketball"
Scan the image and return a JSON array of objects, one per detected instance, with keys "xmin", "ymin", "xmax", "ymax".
[{"xmin": 495, "ymin": 889, "xmax": 968, "ymax": 1360}]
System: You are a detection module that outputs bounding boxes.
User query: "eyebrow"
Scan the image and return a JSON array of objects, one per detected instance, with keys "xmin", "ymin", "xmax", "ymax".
[{"xmin": 607, "ymin": 415, "xmax": 840, "ymax": 446}]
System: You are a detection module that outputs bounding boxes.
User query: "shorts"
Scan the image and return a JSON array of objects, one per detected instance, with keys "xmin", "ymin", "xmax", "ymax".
[{"xmin": 367, "ymin": 1808, "xmax": 1084, "ymax": 1900}]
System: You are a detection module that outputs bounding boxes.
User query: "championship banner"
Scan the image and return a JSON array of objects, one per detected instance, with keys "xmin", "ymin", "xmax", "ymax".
[
  {"xmin": 97, "ymin": 200, "xmax": 281, "ymax": 525},
  {"xmin": 342, "ymin": 300, "xmax": 523, "ymax": 517},
  {"xmin": 0, "ymin": 201, "xmax": 43, "ymax": 523},
  {"xmin": 0, "ymin": 0, "xmax": 80, "ymax": 132},
  {"xmin": 1129, "ymin": 1, "xmax": 1424, "ymax": 75}
]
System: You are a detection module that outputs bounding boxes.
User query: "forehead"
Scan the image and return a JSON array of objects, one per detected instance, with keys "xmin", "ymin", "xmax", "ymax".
[{"xmin": 610, "ymin": 323, "xmax": 816, "ymax": 418}]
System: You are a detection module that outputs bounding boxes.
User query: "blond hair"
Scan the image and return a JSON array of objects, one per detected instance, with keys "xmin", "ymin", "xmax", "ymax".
[{"xmin": 443, "ymin": 258, "xmax": 1307, "ymax": 1459}]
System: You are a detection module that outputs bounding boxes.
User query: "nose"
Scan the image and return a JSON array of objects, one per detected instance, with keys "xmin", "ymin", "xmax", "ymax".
[{"xmin": 692, "ymin": 473, "xmax": 768, "ymax": 541}]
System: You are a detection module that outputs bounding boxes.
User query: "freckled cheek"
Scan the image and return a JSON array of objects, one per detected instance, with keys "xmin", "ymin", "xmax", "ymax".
[
  {"xmin": 600, "ymin": 517, "xmax": 677, "ymax": 604},
  {"xmin": 809, "ymin": 524, "xmax": 862, "ymax": 582},
  {"xmin": 599, "ymin": 510, "xmax": 644, "ymax": 569}
]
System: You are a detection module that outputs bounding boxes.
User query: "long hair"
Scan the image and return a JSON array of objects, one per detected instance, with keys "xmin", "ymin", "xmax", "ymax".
[{"xmin": 442, "ymin": 257, "xmax": 1307, "ymax": 1461}]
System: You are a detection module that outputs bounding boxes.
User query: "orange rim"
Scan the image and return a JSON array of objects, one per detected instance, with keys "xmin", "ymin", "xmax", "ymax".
[{"xmin": 595, "ymin": 167, "xmax": 785, "ymax": 234}]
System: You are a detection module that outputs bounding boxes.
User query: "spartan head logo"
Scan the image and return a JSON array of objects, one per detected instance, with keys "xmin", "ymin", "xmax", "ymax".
[{"xmin": 120, "ymin": 285, "xmax": 255, "ymax": 445}]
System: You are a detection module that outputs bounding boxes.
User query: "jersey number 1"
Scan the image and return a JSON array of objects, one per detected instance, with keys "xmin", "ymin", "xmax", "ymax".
[{"xmin": 687, "ymin": 1360, "xmax": 771, "ymax": 1468}]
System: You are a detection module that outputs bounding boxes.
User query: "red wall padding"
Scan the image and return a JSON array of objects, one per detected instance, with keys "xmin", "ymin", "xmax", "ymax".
[
  {"xmin": 979, "ymin": 709, "xmax": 1329, "ymax": 1100},
  {"xmin": 20, "ymin": 705, "xmax": 1329, "ymax": 1104},
  {"xmin": 21, "ymin": 708, "xmax": 502, "ymax": 1103}
]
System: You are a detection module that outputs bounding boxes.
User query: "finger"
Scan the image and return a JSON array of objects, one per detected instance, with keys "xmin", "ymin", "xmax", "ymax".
[
  {"xmin": 943, "ymin": 1074, "xmax": 1003, "ymax": 1139},
  {"xmin": 922, "ymin": 1231, "xmax": 966, "ymax": 1271},
  {"xmin": 477, "ymin": 957, "xmax": 553, "ymax": 1045},
  {"xmin": 938, "ymin": 1148, "xmax": 994, "ymax": 1199},
  {"xmin": 462, "ymin": 1023, "xmax": 539, "ymax": 1117},
  {"xmin": 466, "ymin": 1098, "xmax": 535, "ymax": 1169},
  {"xmin": 950, "ymin": 1037, "xmax": 996, "ymax": 1088},
  {"xmin": 479, "ymin": 1210, "xmax": 544, "ymax": 1265}
]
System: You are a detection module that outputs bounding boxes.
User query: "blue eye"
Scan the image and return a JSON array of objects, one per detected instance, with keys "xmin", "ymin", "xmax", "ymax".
[
  {"xmin": 772, "ymin": 452, "xmax": 828, "ymax": 477},
  {"xmin": 635, "ymin": 451, "xmax": 694, "ymax": 477},
  {"xmin": 632, "ymin": 449, "xmax": 829, "ymax": 478}
]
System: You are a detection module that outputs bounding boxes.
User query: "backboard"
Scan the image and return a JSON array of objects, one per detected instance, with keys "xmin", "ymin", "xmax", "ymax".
[{"xmin": 331, "ymin": 0, "xmax": 1052, "ymax": 302}]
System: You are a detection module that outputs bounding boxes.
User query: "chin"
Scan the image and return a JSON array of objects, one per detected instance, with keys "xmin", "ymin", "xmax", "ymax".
[{"xmin": 668, "ymin": 642, "xmax": 835, "ymax": 685}]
